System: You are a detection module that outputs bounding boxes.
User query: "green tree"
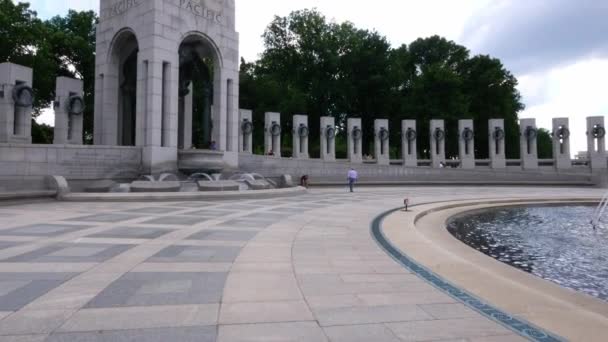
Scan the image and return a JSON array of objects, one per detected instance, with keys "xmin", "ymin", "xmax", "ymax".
[
  {"xmin": 0, "ymin": 1, "xmax": 97, "ymax": 143},
  {"xmin": 537, "ymin": 128, "xmax": 553, "ymax": 159}
]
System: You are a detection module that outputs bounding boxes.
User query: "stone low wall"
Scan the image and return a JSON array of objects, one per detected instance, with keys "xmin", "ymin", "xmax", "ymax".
[
  {"xmin": 0, "ymin": 144, "xmax": 143, "ymax": 191},
  {"xmin": 239, "ymin": 154, "xmax": 596, "ymax": 186}
]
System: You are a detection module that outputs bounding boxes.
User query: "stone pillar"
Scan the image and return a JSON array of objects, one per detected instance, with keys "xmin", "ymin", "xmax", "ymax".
[
  {"xmin": 587, "ymin": 116, "xmax": 607, "ymax": 170},
  {"xmin": 293, "ymin": 114, "xmax": 309, "ymax": 159},
  {"xmin": 374, "ymin": 119, "xmax": 390, "ymax": 165},
  {"xmin": 0, "ymin": 62, "xmax": 33, "ymax": 144},
  {"xmin": 264, "ymin": 112, "xmax": 281, "ymax": 157},
  {"xmin": 239, "ymin": 109, "xmax": 253, "ymax": 154},
  {"xmin": 489, "ymin": 119, "xmax": 506, "ymax": 169},
  {"xmin": 520, "ymin": 118, "xmax": 538, "ymax": 169},
  {"xmin": 458, "ymin": 120, "xmax": 475, "ymax": 169},
  {"xmin": 402, "ymin": 120, "xmax": 417, "ymax": 167},
  {"xmin": 552, "ymin": 118, "xmax": 571, "ymax": 169},
  {"xmin": 53, "ymin": 77, "xmax": 84, "ymax": 145},
  {"xmin": 430, "ymin": 120, "xmax": 446, "ymax": 168},
  {"xmin": 320, "ymin": 116, "xmax": 336, "ymax": 161},
  {"xmin": 179, "ymin": 83, "xmax": 193, "ymax": 149},
  {"xmin": 347, "ymin": 118, "xmax": 363, "ymax": 164}
]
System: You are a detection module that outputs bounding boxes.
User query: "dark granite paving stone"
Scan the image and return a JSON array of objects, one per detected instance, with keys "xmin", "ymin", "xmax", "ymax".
[
  {"xmin": 0, "ymin": 224, "xmax": 93, "ymax": 237},
  {"xmin": 88, "ymin": 227, "xmax": 174, "ymax": 240},
  {"xmin": 241, "ymin": 212, "xmax": 292, "ymax": 221},
  {"xmin": 46, "ymin": 326, "xmax": 217, "ymax": 342},
  {"xmin": 86, "ymin": 272, "xmax": 227, "ymax": 308},
  {"xmin": 122, "ymin": 207, "xmax": 183, "ymax": 215},
  {"xmin": 185, "ymin": 209, "xmax": 237, "ymax": 218},
  {"xmin": 141, "ymin": 215, "xmax": 208, "ymax": 226},
  {"xmin": 214, "ymin": 204, "xmax": 266, "ymax": 211},
  {"xmin": 1, "ymin": 243, "xmax": 134, "ymax": 263},
  {"xmin": 170, "ymin": 202, "xmax": 220, "ymax": 208},
  {"xmin": 65, "ymin": 214, "xmax": 142, "ymax": 223},
  {"xmin": 0, "ymin": 273, "xmax": 77, "ymax": 311},
  {"xmin": 0, "ymin": 241, "xmax": 19, "ymax": 250},
  {"xmin": 187, "ymin": 230, "xmax": 259, "ymax": 241},
  {"xmin": 147, "ymin": 245, "xmax": 241, "ymax": 263},
  {"xmin": 218, "ymin": 219, "xmax": 273, "ymax": 229}
]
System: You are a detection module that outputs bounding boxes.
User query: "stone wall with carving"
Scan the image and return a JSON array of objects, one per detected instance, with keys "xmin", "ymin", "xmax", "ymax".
[
  {"xmin": 0, "ymin": 145, "xmax": 143, "ymax": 191},
  {"xmin": 239, "ymin": 154, "xmax": 595, "ymax": 185}
]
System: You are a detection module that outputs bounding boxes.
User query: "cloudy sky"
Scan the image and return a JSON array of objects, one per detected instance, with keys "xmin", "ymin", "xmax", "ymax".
[{"xmin": 26, "ymin": 0, "xmax": 608, "ymax": 155}]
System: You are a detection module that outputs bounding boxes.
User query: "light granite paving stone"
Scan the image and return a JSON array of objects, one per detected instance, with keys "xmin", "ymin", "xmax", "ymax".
[
  {"xmin": 141, "ymin": 215, "xmax": 209, "ymax": 226},
  {"xmin": 306, "ymin": 294, "xmax": 365, "ymax": 310},
  {"xmin": 468, "ymin": 334, "xmax": 530, "ymax": 342},
  {"xmin": 419, "ymin": 303, "xmax": 484, "ymax": 319},
  {"xmin": 339, "ymin": 274, "xmax": 419, "ymax": 283},
  {"xmin": 0, "ymin": 309, "xmax": 74, "ymax": 335},
  {"xmin": 0, "ymin": 273, "xmax": 77, "ymax": 311},
  {"xmin": 132, "ymin": 262, "xmax": 233, "ymax": 273},
  {"xmin": 1, "ymin": 335, "xmax": 48, "ymax": 342},
  {"xmin": 314, "ymin": 304, "xmax": 433, "ymax": 327},
  {"xmin": 46, "ymin": 326, "xmax": 217, "ymax": 342},
  {"xmin": 85, "ymin": 272, "xmax": 227, "ymax": 308},
  {"xmin": 223, "ymin": 273, "xmax": 303, "ymax": 303},
  {"xmin": 184, "ymin": 209, "xmax": 237, "ymax": 218},
  {"xmin": 0, "ymin": 224, "xmax": 92, "ymax": 237},
  {"xmin": 219, "ymin": 300, "xmax": 314, "ymax": 324},
  {"xmin": 230, "ymin": 262, "xmax": 293, "ymax": 273},
  {"xmin": 385, "ymin": 317, "xmax": 514, "ymax": 341},
  {"xmin": 88, "ymin": 227, "xmax": 174, "ymax": 240},
  {"xmin": 57, "ymin": 304, "xmax": 219, "ymax": 332},
  {"xmin": 146, "ymin": 245, "xmax": 242, "ymax": 263},
  {"xmin": 1, "ymin": 243, "xmax": 134, "ymax": 263},
  {"xmin": 323, "ymin": 324, "xmax": 401, "ymax": 342},
  {"xmin": 121, "ymin": 207, "xmax": 184, "ymax": 215},
  {"xmin": 186, "ymin": 230, "xmax": 259, "ymax": 241},
  {"xmin": 356, "ymin": 291, "xmax": 458, "ymax": 306},
  {"xmin": 219, "ymin": 219, "xmax": 274, "ymax": 228},
  {"xmin": 217, "ymin": 322, "xmax": 328, "ymax": 342},
  {"xmin": 64, "ymin": 213, "xmax": 142, "ymax": 223}
]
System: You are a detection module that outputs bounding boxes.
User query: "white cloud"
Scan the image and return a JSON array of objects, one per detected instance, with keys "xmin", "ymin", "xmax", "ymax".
[{"xmin": 519, "ymin": 59, "xmax": 608, "ymax": 155}]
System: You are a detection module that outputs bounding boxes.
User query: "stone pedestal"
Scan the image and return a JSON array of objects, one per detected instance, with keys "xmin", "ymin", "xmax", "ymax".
[
  {"xmin": 94, "ymin": 0, "xmax": 240, "ymax": 172},
  {"xmin": 293, "ymin": 114, "xmax": 309, "ymax": 159},
  {"xmin": 402, "ymin": 120, "xmax": 417, "ymax": 167},
  {"xmin": 54, "ymin": 77, "xmax": 84, "ymax": 145},
  {"xmin": 374, "ymin": 119, "xmax": 390, "ymax": 165},
  {"xmin": 321, "ymin": 116, "xmax": 336, "ymax": 161},
  {"xmin": 489, "ymin": 119, "xmax": 506, "ymax": 169},
  {"xmin": 0, "ymin": 62, "xmax": 33, "ymax": 144},
  {"xmin": 265, "ymin": 112, "xmax": 281, "ymax": 157},
  {"xmin": 458, "ymin": 120, "xmax": 475, "ymax": 169},
  {"xmin": 430, "ymin": 120, "xmax": 446, "ymax": 168},
  {"xmin": 552, "ymin": 118, "xmax": 571, "ymax": 169},
  {"xmin": 520, "ymin": 118, "xmax": 538, "ymax": 169},
  {"xmin": 239, "ymin": 109, "xmax": 253, "ymax": 154},
  {"xmin": 347, "ymin": 118, "xmax": 362, "ymax": 164},
  {"xmin": 587, "ymin": 116, "xmax": 607, "ymax": 170}
]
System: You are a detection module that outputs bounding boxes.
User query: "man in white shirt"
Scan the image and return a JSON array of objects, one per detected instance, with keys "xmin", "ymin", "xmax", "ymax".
[{"xmin": 347, "ymin": 168, "xmax": 358, "ymax": 193}]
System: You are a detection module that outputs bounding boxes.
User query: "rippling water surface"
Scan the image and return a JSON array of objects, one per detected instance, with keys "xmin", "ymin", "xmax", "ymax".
[{"xmin": 447, "ymin": 205, "xmax": 608, "ymax": 301}]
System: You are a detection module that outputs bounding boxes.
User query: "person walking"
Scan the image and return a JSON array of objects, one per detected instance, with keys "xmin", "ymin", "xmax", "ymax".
[{"xmin": 347, "ymin": 168, "xmax": 358, "ymax": 193}]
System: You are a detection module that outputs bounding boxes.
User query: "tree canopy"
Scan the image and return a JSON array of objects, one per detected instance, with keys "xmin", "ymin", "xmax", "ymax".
[
  {"xmin": 0, "ymin": 0, "xmax": 96, "ymax": 143},
  {"xmin": 240, "ymin": 9, "xmax": 526, "ymax": 159}
]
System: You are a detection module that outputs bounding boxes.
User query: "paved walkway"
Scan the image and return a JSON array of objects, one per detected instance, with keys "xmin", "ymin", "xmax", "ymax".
[{"xmin": 0, "ymin": 186, "xmax": 602, "ymax": 341}]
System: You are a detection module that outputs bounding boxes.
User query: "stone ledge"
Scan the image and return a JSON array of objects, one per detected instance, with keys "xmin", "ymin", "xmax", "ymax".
[
  {"xmin": 0, "ymin": 190, "xmax": 57, "ymax": 201},
  {"xmin": 60, "ymin": 186, "xmax": 307, "ymax": 202},
  {"xmin": 197, "ymin": 181, "xmax": 240, "ymax": 192},
  {"xmin": 130, "ymin": 181, "xmax": 182, "ymax": 193}
]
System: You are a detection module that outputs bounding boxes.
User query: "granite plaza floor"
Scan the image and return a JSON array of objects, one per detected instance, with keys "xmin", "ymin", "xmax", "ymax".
[{"xmin": 0, "ymin": 186, "xmax": 603, "ymax": 342}]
